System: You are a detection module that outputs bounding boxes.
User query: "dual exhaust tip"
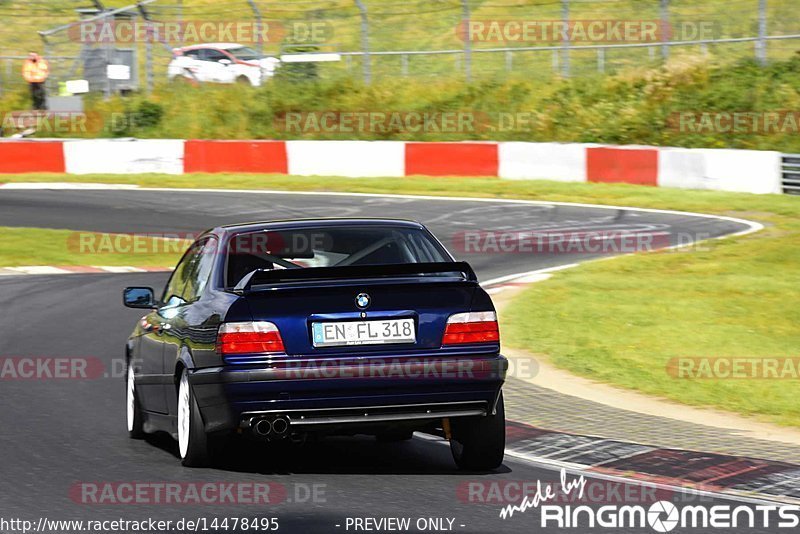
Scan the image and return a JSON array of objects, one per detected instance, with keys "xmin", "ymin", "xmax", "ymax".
[{"xmin": 253, "ymin": 416, "xmax": 289, "ymax": 438}]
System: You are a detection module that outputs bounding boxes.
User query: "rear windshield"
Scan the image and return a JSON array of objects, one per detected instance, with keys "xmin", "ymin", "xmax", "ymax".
[{"xmin": 225, "ymin": 226, "xmax": 451, "ymax": 287}]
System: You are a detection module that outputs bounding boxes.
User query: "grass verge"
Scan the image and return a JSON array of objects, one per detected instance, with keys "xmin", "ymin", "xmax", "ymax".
[
  {"xmin": 0, "ymin": 227, "xmax": 185, "ymax": 268},
  {"xmin": 2, "ymin": 173, "xmax": 799, "ymax": 426}
]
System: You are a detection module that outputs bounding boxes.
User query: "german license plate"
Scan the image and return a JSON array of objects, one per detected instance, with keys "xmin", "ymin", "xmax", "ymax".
[{"xmin": 312, "ymin": 318, "xmax": 416, "ymax": 347}]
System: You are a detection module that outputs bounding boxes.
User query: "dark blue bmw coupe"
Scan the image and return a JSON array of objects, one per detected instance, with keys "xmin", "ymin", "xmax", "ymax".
[{"xmin": 123, "ymin": 219, "xmax": 507, "ymax": 469}]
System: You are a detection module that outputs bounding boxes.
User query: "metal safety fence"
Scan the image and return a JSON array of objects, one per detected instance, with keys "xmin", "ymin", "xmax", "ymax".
[
  {"xmin": 0, "ymin": 0, "xmax": 798, "ymax": 93},
  {"xmin": 781, "ymin": 154, "xmax": 800, "ymax": 194}
]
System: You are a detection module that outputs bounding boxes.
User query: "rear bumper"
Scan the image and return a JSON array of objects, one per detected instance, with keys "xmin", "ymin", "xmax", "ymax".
[
  {"xmin": 188, "ymin": 354, "xmax": 506, "ymax": 433},
  {"xmin": 240, "ymin": 400, "xmax": 490, "ymax": 430}
]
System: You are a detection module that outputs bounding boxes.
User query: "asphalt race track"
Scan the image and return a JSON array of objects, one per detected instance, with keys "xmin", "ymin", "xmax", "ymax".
[
  {"xmin": 0, "ymin": 188, "xmax": 751, "ymax": 281},
  {"xmin": 0, "ymin": 187, "xmax": 776, "ymax": 534}
]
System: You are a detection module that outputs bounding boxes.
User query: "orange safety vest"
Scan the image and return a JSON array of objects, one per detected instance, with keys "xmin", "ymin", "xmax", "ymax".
[{"xmin": 22, "ymin": 57, "xmax": 49, "ymax": 83}]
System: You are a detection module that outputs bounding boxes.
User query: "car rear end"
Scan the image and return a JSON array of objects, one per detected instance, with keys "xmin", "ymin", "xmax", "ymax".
[{"xmin": 189, "ymin": 221, "xmax": 506, "ymax": 466}]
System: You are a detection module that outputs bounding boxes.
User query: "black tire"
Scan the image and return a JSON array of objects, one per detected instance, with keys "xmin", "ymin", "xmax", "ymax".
[
  {"xmin": 450, "ymin": 392, "xmax": 506, "ymax": 471},
  {"xmin": 376, "ymin": 430, "xmax": 414, "ymax": 442},
  {"xmin": 126, "ymin": 360, "xmax": 145, "ymax": 439},
  {"xmin": 178, "ymin": 370, "xmax": 211, "ymax": 467},
  {"xmin": 236, "ymin": 76, "xmax": 253, "ymax": 86}
]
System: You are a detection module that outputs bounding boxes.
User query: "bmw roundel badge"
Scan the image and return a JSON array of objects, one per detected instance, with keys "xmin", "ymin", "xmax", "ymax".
[{"xmin": 355, "ymin": 293, "xmax": 371, "ymax": 309}]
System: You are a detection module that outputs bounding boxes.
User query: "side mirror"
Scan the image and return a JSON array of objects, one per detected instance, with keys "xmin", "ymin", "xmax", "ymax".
[
  {"xmin": 123, "ymin": 287, "xmax": 156, "ymax": 309},
  {"xmin": 218, "ymin": 58, "xmax": 231, "ymax": 65}
]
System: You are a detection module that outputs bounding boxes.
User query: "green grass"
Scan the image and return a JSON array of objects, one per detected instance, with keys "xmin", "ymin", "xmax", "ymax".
[
  {"xmin": 7, "ymin": 54, "xmax": 800, "ymax": 152},
  {"xmin": 2, "ymin": 173, "xmax": 799, "ymax": 426},
  {"xmin": 0, "ymin": 226, "xmax": 186, "ymax": 268},
  {"xmin": 502, "ymin": 219, "xmax": 800, "ymax": 428},
  {"xmin": 4, "ymin": 3, "xmax": 800, "ymax": 152}
]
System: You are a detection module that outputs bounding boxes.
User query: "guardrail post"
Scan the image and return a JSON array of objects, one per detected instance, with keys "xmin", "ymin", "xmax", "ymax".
[
  {"xmin": 43, "ymin": 42, "xmax": 53, "ymax": 95},
  {"xmin": 561, "ymin": 0, "xmax": 570, "ymax": 77},
  {"xmin": 401, "ymin": 54, "xmax": 409, "ymax": 76},
  {"xmin": 660, "ymin": 0, "xmax": 670, "ymax": 61},
  {"xmin": 354, "ymin": 0, "xmax": 371, "ymax": 84},
  {"xmin": 597, "ymin": 48, "xmax": 605, "ymax": 73},
  {"xmin": 5, "ymin": 58, "xmax": 12, "ymax": 96},
  {"xmin": 177, "ymin": 0, "xmax": 184, "ymax": 46},
  {"xmin": 756, "ymin": 0, "xmax": 767, "ymax": 65},
  {"xmin": 145, "ymin": 21, "xmax": 153, "ymax": 94},
  {"xmin": 246, "ymin": 0, "xmax": 264, "ymax": 55},
  {"xmin": 461, "ymin": 0, "xmax": 472, "ymax": 82}
]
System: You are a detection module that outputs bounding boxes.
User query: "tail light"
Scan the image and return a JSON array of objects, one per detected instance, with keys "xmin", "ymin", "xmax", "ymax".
[
  {"xmin": 442, "ymin": 311, "xmax": 499, "ymax": 345},
  {"xmin": 216, "ymin": 321, "xmax": 285, "ymax": 355}
]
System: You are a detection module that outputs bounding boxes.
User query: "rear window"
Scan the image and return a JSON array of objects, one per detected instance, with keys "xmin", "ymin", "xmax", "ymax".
[
  {"xmin": 228, "ymin": 46, "xmax": 261, "ymax": 61},
  {"xmin": 225, "ymin": 226, "xmax": 450, "ymax": 287}
]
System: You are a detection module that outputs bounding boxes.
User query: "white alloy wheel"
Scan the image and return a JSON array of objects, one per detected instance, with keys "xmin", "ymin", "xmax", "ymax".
[
  {"xmin": 126, "ymin": 362, "xmax": 136, "ymax": 432},
  {"xmin": 178, "ymin": 371, "xmax": 191, "ymax": 459}
]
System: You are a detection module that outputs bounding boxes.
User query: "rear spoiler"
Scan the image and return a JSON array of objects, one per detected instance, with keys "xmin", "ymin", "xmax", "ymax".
[{"xmin": 233, "ymin": 261, "xmax": 477, "ymax": 294}]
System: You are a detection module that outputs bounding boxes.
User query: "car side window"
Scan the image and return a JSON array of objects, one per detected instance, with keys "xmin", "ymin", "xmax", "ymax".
[
  {"xmin": 161, "ymin": 238, "xmax": 209, "ymax": 305},
  {"xmin": 183, "ymin": 49, "xmax": 200, "ymax": 59},
  {"xmin": 183, "ymin": 237, "xmax": 218, "ymax": 302},
  {"xmin": 201, "ymin": 49, "xmax": 228, "ymax": 62}
]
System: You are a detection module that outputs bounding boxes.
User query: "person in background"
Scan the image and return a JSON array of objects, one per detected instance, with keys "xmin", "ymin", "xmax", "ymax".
[{"xmin": 22, "ymin": 52, "xmax": 50, "ymax": 110}]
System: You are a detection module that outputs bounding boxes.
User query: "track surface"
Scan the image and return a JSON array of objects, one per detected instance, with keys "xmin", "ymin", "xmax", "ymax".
[{"xmin": 0, "ymin": 188, "xmax": 771, "ymax": 533}]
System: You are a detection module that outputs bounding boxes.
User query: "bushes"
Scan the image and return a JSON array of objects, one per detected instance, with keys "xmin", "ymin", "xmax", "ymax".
[{"xmin": 33, "ymin": 54, "xmax": 800, "ymax": 151}]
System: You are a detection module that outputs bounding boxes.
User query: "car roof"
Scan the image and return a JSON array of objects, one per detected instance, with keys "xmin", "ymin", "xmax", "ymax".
[
  {"xmin": 178, "ymin": 43, "xmax": 249, "ymax": 51},
  {"xmin": 213, "ymin": 218, "xmax": 425, "ymax": 236}
]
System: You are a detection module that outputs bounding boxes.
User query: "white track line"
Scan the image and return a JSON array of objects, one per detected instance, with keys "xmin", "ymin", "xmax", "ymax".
[
  {"xmin": 0, "ymin": 181, "xmax": 764, "ymax": 236},
  {"xmin": 415, "ymin": 433, "xmax": 797, "ymax": 506},
  {"xmin": 0, "ymin": 183, "xmax": 763, "ymax": 285},
  {"xmin": 130, "ymin": 185, "xmax": 764, "ymax": 238}
]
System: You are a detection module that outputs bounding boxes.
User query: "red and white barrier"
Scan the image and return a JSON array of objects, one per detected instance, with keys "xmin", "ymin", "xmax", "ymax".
[
  {"xmin": 63, "ymin": 139, "xmax": 184, "ymax": 175},
  {"xmin": 658, "ymin": 147, "xmax": 782, "ymax": 194},
  {"xmin": 0, "ymin": 139, "xmax": 783, "ymax": 194},
  {"xmin": 405, "ymin": 142, "xmax": 498, "ymax": 176},
  {"xmin": 0, "ymin": 140, "xmax": 65, "ymax": 173},
  {"xmin": 587, "ymin": 146, "xmax": 659, "ymax": 186},
  {"xmin": 287, "ymin": 140, "xmax": 405, "ymax": 177},
  {"xmin": 499, "ymin": 142, "xmax": 587, "ymax": 182},
  {"xmin": 184, "ymin": 140, "xmax": 287, "ymax": 174}
]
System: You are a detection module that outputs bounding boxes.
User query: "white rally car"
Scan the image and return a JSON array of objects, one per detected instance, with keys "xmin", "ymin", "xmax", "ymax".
[{"xmin": 167, "ymin": 43, "xmax": 281, "ymax": 87}]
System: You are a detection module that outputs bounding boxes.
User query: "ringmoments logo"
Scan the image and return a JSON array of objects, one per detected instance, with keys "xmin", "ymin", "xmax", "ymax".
[{"xmin": 498, "ymin": 469, "xmax": 800, "ymax": 531}]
